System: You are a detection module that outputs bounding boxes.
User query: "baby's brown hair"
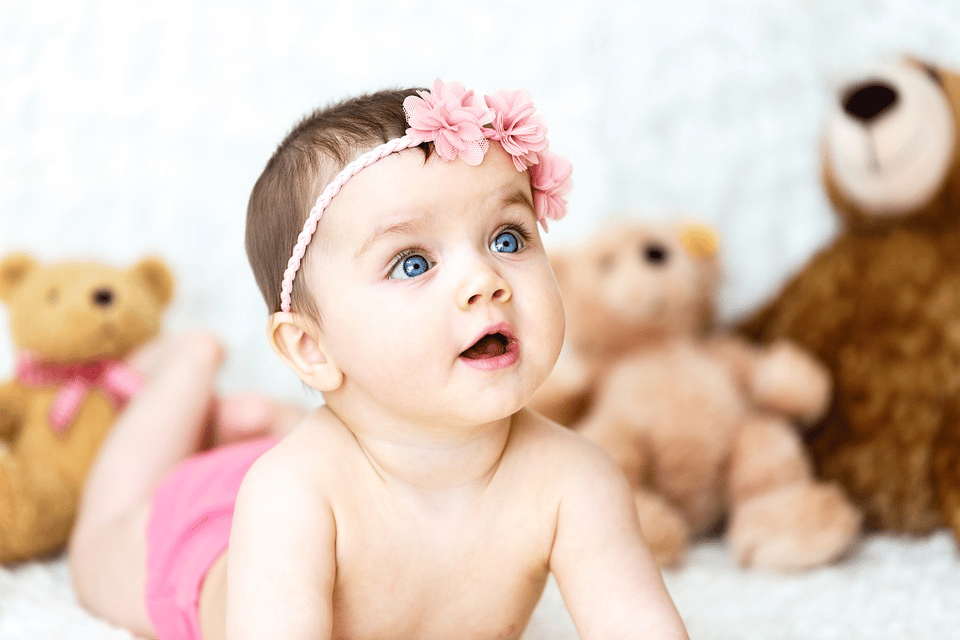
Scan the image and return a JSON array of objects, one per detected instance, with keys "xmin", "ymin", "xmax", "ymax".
[{"xmin": 245, "ymin": 88, "xmax": 429, "ymax": 320}]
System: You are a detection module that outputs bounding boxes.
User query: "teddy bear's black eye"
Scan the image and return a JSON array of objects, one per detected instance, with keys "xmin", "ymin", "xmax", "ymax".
[
  {"xmin": 93, "ymin": 287, "xmax": 115, "ymax": 307},
  {"xmin": 46, "ymin": 288, "xmax": 59, "ymax": 304},
  {"xmin": 643, "ymin": 243, "xmax": 669, "ymax": 265}
]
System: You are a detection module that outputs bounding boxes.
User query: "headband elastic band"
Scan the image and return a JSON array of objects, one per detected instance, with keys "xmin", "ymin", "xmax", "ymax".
[{"xmin": 278, "ymin": 79, "xmax": 572, "ymax": 313}]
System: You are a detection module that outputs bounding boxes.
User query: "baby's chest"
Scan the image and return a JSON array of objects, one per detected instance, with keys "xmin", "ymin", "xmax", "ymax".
[{"xmin": 331, "ymin": 501, "xmax": 552, "ymax": 639}]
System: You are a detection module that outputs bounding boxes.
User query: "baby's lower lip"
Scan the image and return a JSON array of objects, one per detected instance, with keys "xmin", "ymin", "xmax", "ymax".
[{"xmin": 459, "ymin": 339, "xmax": 520, "ymax": 371}]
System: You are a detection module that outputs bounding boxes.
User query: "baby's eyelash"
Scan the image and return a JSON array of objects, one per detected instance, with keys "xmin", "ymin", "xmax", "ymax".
[
  {"xmin": 387, "ymin": 247, "xmax": 430, "ymax": 272},
  {"xmin": 497, "ymin": 222, "xmax": 533, "ymax": 243}
]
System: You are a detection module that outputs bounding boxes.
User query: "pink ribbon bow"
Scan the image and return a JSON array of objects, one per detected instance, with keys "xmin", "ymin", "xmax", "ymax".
[{"xmin": 14, "ymin": 352, "xmax": 144, "ymax": 435}]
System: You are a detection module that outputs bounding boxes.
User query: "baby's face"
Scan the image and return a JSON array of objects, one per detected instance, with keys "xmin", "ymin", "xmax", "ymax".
[{"xmin": 306, "ymin": 143, "xmax": 565, "ymax": 429}]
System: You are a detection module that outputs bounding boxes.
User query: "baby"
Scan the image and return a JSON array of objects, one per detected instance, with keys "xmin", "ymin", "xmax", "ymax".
[{"xmin": 69, "ymin": 80, "xmax": 689, "ymax": 640}]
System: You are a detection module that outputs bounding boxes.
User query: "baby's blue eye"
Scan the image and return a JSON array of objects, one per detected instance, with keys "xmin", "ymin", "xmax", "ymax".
[
  {"xmin": 492, "ymin": 231, "xmax": 521, "ymax": 254},
  {"xmin": 389, "ymin": 253, "xmax": 432, "ymax": 279}
]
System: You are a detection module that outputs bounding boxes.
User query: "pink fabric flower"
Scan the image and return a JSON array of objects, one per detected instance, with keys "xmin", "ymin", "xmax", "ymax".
[
  {"xmin": 403, "ymin": 79, "xmax": 495, "ymax": 166},
  {"xmin": 485, "ymin": 89, "xmax": 549, "ymax": 171},
  {"xmin": 401, "ymin": 79, "xmax": 573, "ymax": 226},
  {"xmin": 530, "ymin": 150, "xmax": 573, "ymax": 226}
]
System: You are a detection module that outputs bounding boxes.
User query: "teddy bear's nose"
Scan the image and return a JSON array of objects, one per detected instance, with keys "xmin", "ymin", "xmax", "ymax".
[
  {"xmin": 842, "ymin": 81, "xmax": 899, "ymax": 123},
  {"xmin": 92, "ymin": 287, "xmax": 114, "ymax": 307}
]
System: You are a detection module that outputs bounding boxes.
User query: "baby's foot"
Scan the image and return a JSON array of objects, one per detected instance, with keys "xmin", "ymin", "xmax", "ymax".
[
  {"xmin": 213, "ymin": 394, "xmax": 306, "ymax": 444},
  {"xmin": 729, "ymin": 481, "xmax": 861, "ymax": 570}
]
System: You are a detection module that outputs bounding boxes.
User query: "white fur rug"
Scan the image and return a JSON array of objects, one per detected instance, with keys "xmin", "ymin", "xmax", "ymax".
[
  {"xmin": 2, "ymin": 533, "xmax": 958, "ymax": 639},
  {"xmin": 4, "ymin": 0, "xmax": 960, "ymax": 637}
]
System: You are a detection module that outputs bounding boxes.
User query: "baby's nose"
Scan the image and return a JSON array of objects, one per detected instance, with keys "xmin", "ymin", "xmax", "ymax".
[
  {"xmin": 466, "ymin": 288, "xmax": 508, "ymax": 306},
  {"xmin": 458, "ymin": 264, "xmax": 512, "ymax": 309}
]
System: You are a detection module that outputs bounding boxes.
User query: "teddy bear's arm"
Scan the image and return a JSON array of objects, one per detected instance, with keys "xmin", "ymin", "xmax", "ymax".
[
  {"xmin": 749, "ymin": 340, "xmax": 832, "ymax": 423},
  {"xmin": 0, "ymin": 380, "xmax": 26, "ymax": 443},
  {"xmin": 707, "ymin": 335, "xmax": 832, "ymax": 424}
]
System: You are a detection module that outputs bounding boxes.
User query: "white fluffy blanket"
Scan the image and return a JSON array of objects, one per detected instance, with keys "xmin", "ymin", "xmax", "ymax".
[
  {"xmin": 3, "ymin": 0, "xmax": 960, "ymax": 637},
  {"xmin": 2, "ymin": 534, "xmax": 958, "ymax": 639}
]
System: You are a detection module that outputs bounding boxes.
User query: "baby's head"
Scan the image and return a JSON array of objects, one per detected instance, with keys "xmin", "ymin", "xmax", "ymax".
[
  {"xmin": 246, "ymin": 80, "xmax": 572, "ymax": 422},
  {"xmin": 246, "ymin": 88, "xmax": 421, "ymax": 320}
]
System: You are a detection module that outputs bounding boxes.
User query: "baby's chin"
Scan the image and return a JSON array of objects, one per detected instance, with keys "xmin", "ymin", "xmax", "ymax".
[{"xmin": 467, "ymin": 393, "xmax": 536, "ymax": 428}]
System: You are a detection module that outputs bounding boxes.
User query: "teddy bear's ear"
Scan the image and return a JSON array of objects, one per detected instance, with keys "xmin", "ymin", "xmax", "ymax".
[
  {"xmin": 677, "ymin": 222, "xmax": 722, "ymax": 331},
  {"xmin": 0, "ymin": 253, "xmax": 38, "ymax": 303},
  {"xmin": 903, "ymin": 54, "xmax": 935, "ymax": 72},
  {"xmin": 678, "ymin": 223, "xmax": 720, "ymax": 260},
  {"xmin": 131, "ymin": 257, "xmax": 175, "ymax": 310}
]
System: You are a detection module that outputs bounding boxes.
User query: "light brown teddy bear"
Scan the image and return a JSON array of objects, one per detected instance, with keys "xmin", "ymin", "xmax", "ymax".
[
  {"xmin": 536, "ymin": 220, "xmax": 862, "ymax": 569},
  {"xmin": 531, "ymin": 219, "xmax": 723, "ymax": 426},
  {"xmin": 0, "ymin": 253, "xmax": 174, "ymax": 563}
]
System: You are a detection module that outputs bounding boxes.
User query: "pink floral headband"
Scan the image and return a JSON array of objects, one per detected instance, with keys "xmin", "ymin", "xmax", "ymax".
[{"xmin": 279, "ymin": 79, "xmax": 573, "ymax": 313}]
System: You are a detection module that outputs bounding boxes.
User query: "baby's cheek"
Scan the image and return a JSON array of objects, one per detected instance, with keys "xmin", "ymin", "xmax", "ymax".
[{"xmin": 536, "ymin": 281, "xmax": 566, "ymax": 365}]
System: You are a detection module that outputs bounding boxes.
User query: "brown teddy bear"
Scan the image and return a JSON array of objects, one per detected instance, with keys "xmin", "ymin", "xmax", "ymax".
[
  {"xmin": 0, "ymin": 253, "xmax": 174, "ymax": 563},
  {"xmin": 737, "ymin": 56, "xmax": 960, "ymax": 543},
  {"xmin": 536, "ymin": 220, "xmax": 861, "ymax": 568}
]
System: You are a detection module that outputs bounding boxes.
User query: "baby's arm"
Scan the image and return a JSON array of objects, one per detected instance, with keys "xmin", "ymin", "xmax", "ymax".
[
  {"xmin": 226, "ymin": 449, "xmax": 336, "ymax": 640},
  {"xmin": 549, "ymin": 445, "xmax": 689, "ymax": 639}
]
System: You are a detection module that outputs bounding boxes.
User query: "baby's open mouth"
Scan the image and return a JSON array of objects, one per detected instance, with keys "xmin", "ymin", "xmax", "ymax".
[{"xmin": 460, "ymin": 332, "xmax": 511, "ymax": 359}]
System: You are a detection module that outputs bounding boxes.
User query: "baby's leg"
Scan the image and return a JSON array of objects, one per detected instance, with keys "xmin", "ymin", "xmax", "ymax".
[{"xmin": 69, "ymin": 332, "xmax": 225, "ymax": 637}]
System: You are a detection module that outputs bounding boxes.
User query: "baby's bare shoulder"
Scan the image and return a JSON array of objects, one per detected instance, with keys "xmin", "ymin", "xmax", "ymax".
[
  {"xmin": 509, "ymin": 409, "xmax": 623, "ymax": 483},
  {"xmin": 240, "ymin": 407, "xmax": 355, "ymax": 499}
]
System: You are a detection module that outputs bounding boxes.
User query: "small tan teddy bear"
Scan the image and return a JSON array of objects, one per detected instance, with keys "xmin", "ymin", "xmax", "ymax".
[
  {"xmin": 534, "ymin": 220, "xmax": 862, "ymax": 569},
  {"xmin": 0, "ymin": 253, "xmax": 174, "ymax": 563}
]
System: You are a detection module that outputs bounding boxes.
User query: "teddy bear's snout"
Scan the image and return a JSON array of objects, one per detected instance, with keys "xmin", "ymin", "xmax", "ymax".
[
  {"xmin": 842, "ymin": 80, "xmax": 899, "ymax": 123},
  {"xmin": 92, "ymin": 287, "xmax": 115, "ymax": 308}
]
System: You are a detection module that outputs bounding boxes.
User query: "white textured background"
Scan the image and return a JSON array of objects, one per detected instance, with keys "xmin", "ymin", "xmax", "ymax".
[{"xmin": 2, "ymin": 0, "xmax": 960, "ymax": 638}]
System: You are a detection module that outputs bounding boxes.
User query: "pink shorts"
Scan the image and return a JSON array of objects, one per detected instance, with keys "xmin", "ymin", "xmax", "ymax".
[{"xmin": 145, "ymin": 437, "xmax": 277, "ymax": 640}]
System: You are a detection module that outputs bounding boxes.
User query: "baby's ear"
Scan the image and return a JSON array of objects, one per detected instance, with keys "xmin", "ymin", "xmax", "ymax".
[{"xmin": 267, "ymin": 312, "xmax": 343, "ymax": 392}]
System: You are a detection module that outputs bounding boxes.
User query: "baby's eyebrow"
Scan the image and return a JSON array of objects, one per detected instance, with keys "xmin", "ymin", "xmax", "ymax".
[
  {"xmin": 354, "ymin": 217, "xmax": 428, "ymax": 261},
  {"xmin": 353, "ymin": 187, "xmax": 535, "ymax": 260},
  {"xmin": 500, "ymin": 187, "xmax": 535, "ymax": 213}
]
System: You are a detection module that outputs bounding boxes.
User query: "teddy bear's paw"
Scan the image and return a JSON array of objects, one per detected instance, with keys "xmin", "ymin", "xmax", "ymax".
[
  {"xmin": 729, "ymin": 481, "xmax": 861, "ymax": 570},
  {"xmin": 751, "ymin": 341, "xmax": 831, "ymax": 424},
  {"xmin": 635, "ymin": 492, "xmax": 691, "ymax": 568}
]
